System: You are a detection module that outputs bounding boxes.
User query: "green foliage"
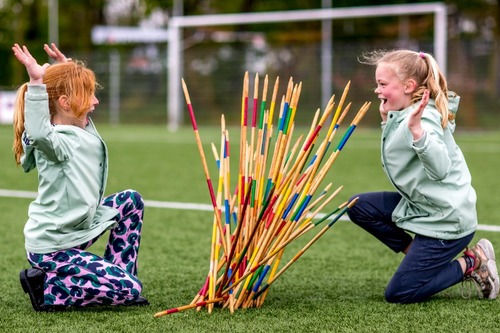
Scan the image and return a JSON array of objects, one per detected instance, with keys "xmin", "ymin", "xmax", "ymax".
[{"xmin": 1, "ymin": 124, "xmax": 500, "ymax": 332}]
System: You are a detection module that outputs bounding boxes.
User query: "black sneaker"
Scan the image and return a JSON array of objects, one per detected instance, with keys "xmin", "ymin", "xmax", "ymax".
[
  {"xmin": 20, "ymin": 268, "xmax": 66, "ymax": 312},
  {"xmin": 20, "ymin": 268, "xmax": 46, "ymax": 311}
]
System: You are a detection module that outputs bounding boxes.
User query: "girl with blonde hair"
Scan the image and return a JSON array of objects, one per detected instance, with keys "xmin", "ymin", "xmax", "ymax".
[
  {"xmin": 13, "ymin": 43, "xmax": 148, "ymax": 311},
  {"xmin": 347, "ymin": 49, "xmax": 498, "ymax": 303}
]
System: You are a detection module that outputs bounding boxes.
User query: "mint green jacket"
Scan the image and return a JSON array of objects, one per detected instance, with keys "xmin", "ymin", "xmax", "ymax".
[
  {"xmin": 21, "ymin": 85, "xmax": 118, "ymax": 253},
  {"xmin": 381, "ymin": 93, "xmax": 477, "ymax": 240}
]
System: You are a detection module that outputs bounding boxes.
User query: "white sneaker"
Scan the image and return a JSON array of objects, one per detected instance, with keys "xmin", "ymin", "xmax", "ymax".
[{"xmin": 463, "ymin": 238, "xmax": 499, "ymax": 299}]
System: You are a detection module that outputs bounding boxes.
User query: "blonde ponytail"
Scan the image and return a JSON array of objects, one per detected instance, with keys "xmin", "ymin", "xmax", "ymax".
[
  {"xmin": 415, "ymin": 52, "xmax": 451, "ymax": 128},
  {"xmin": 12, "ymin": 83, "xmax": 28, "ymax": 165}
]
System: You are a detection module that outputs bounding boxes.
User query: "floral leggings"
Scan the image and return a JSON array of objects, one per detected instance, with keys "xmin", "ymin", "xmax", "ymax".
[{"xmin": 26, "ymin": 189, "xmax": 145, "ymax": 307}]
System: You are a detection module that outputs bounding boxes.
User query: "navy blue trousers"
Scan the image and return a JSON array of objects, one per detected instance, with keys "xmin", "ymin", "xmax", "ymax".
[{"xmin": 347, "ymin": 191, "xmax": 474, "ymax": 304}]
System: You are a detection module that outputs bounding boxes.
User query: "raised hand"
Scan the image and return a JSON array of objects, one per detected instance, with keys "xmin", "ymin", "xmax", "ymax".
[
  {"xmin": 408, "ymin": 89, "xmax": 430, "ymax": 140},
  {"xmin": 12, "ymin": 43, "xmax": 50, "ymax": 84},
  {"xmin": 44, "ymin": 43, "xmax": 71, "ymax": 63}
]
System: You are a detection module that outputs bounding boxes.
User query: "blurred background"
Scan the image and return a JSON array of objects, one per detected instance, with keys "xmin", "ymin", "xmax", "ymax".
[{"xmin": 0, "ymin": 0, "xmax": 498, "ymax": 129}]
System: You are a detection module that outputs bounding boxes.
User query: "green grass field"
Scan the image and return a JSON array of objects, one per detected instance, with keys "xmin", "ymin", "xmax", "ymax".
[{"xmin": 1, "ymin": 123, "xmax": 500, "ymax": 333}]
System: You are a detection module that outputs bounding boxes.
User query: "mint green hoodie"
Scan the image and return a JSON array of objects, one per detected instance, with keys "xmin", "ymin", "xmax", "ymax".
[
  {"xmin": 21, "ymin": 84, "xmax": 118, "ymax": 253},
  {"xmin": 381, "ymin": 93, "xmax": 477, "ymax": 240}
]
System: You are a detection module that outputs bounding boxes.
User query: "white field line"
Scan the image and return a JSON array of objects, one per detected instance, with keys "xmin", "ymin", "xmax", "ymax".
[{"xmin": 1, "ymin": 188, "xmax": 500, "ymax": 233}]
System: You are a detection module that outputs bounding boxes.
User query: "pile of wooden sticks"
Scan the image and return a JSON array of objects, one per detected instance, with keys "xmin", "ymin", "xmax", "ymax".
[{"xmin": 154, "ymin": 72, "xmax": 370, "ymax": 317}]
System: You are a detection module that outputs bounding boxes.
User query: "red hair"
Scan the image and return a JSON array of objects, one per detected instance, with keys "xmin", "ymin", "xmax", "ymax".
[{"xmin": 13, "ymin": 61, "xmax": 98, "ymax": 165}]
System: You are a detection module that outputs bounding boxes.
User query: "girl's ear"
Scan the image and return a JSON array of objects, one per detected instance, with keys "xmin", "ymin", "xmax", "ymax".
[
  {"xmin": 57, "ymin": 95, "xmax": 71, "ymax": 111},
  {"xmin": 404, "ymin": 79, "xmax": 417, "ymax": 94}
]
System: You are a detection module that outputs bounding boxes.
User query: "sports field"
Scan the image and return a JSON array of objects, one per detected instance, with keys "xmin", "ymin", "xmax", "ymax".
[{"xmin": 1, "ymin": 123, "xmax": 500, "ymax": 332}]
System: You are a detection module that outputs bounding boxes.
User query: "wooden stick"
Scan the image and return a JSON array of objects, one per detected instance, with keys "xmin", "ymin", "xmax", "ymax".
[
  {"xmin": 253, "ymin": 197, "xmax": 359, "ymax": 301},
  {"xmin": 181, "ymin": 79, "xmax": 227, "ymax": 255},
  {"xmin": 154, "ymin": 296, "xmax": 229, "ymax": 317}
]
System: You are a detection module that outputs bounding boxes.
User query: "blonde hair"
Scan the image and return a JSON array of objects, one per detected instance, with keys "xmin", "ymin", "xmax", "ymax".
[
  {"xmin": 13, "ymin": 61, "xmax": 98, "ymax": 165},
  {"xmin": 360, "ymin": 49, "xmax": 452, "ymax": 128}
]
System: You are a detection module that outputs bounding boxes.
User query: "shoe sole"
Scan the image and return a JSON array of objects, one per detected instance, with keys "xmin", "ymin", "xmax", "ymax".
[
  {"xmin": 127, "ymin": 298, "xmax": 150, "ymax": 306},
  {"xmin": 477, "ymin": 238, "xmax": 499, "ymax": 299}
]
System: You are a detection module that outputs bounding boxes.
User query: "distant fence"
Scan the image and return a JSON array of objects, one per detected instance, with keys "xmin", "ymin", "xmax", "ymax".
[
  {"xmin": 84, "ymin": 36, "xmax": 499, "ymax": 131},
  {"xmin": 77, "ymin": 5, "xmax": 499, "ymax": 130}
]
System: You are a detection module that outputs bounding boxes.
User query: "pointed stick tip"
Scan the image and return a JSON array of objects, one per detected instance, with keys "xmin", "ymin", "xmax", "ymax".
[{"xmin": 348, "ymin": 197, "xmax": 359, "ymax": 208}]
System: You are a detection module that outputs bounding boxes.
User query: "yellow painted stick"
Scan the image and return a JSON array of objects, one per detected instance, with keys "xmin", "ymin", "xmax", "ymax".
[{"xmin": 154, "ymin": 296, "xmax": 229, "ymax": 317}]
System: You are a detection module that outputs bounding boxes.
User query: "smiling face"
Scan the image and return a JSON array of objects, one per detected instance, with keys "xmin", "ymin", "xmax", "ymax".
[{"xmin": 374, "ymin": 62, "xmax": 414, "ymax": 112}]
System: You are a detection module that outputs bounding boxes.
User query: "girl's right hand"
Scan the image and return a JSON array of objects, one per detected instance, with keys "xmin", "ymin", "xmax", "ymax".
[{"xmin": 12, "ymin": 44, "xmax": 50, "ymax": 84}]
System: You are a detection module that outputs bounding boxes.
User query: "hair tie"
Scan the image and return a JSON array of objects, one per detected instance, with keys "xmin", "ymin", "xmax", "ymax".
[{"xmin": 419, "ymin": 52, "xmax": 426, "ymax": 59}]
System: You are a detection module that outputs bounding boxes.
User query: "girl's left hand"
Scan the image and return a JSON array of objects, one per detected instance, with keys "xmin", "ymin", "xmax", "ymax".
[
  {"xmin": 44, "ymin": 43, "xmax": 71, "ymax": 63},
  {"xmin": 408, "ymin": 90, "xmax": 429, "ymax": 140}
]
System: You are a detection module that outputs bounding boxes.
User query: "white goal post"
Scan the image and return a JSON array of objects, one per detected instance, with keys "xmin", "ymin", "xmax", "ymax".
[{"xmin": 167, "ymin": 2, "xmax": 447, "ymax": 130}]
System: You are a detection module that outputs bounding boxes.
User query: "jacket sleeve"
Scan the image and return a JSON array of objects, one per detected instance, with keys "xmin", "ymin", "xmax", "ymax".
[
  {"xmin": 24, "ymin": 84, "xmax": 78, "ymax": 164},
  {"xmin": 411, "ymin": 109, "xmax": 451, "ymax": 181}
]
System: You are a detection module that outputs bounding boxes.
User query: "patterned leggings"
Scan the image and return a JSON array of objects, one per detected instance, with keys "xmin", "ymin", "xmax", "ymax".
[{"xmin": 26, "ymin": 189, "xmax": 145, "ymax": 307}]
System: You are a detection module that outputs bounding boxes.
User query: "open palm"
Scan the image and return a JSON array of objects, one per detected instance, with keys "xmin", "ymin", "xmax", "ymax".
[{"xmin": 12, "ymin": 44, "xmax": 50, "ymax": 83}]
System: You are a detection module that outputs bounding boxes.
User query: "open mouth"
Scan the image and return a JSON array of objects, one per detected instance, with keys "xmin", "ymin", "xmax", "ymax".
[
  {"xmin": 379, "ymin": 98, "xmax": 388, "ymax": 109},
  {"xmin": 85, "ymin": 111, "xmax": 92, "ymax": 126}
]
